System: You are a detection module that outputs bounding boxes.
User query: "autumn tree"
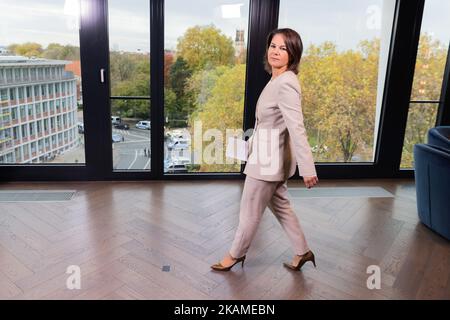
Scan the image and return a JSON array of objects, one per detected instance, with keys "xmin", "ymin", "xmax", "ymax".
[
  {"xmin": 401, "ymin": 33, "xmax": 447, "ymax": 168},
  {"xmin": 299, "ymin": 39, "xmax": 380, "ymax": 162},
  {"xmin": 176, "ymin": 25, "xmax": 235, "ymax": 72},
  {"xmin": 165, "ymin": 25, "xmax": 236, "ymax": 129},
  {"xmin": 7, "ymin": 43, "xmax": 80, "ymax": 60},
  {"xmin": 164, "ymin": 52, "xmax": 174, "ymax": 84},
  {"xmin": 8, "ymin": 42, "xmax": 43, "ymax": 57},
  {"xmin": 185, "ymin": 65, "xmax": 229, "ymax": 116},
  {"xmin": 187, "ymin": 64, "xmax": 246, "ymax": 172}
]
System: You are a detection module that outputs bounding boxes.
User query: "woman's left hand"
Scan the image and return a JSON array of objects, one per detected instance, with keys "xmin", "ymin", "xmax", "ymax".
[{"xmin": 303, "ymin": 176, "xmax": 319, "ymax": 189}]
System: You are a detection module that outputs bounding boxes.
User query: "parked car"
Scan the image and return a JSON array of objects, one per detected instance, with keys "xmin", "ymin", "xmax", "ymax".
[
  {"xmin": 77, "ymin": 122, "xmax": 84, "ymax": 134},
  {"xmin": 114, "ymin": 122, "xmax": 129, "ymax": 130},
  {"xmin": 111, "ymin": 116, "xmax": 121, "ymax": 125},
  {"xmin": 171, "ymin": 156, "xmax": 191, "ymax": 165},
  {"xmin": 112, "ymin": 133, "xmax": 123, "ymax": 143},
  {"xmin": 168, "ymin": 129, "xmax": 189, "ymax": 140},
  {"xmin": 164, "ymin": 160, "xmax": 188, "ymax": 173},
  {"xmin": 136, "ymin": 120, "xmax": 151, "ymax": 130}
]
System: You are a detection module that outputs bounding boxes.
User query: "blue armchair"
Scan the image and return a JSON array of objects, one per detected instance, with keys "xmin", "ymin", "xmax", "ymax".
[
  {"xmin": 413, "ymin": 126, "xmax": 450, "ymax": 240},
  {"xmin": 428, "ymin": 126, "xmax": 450, "ymax": 150}
]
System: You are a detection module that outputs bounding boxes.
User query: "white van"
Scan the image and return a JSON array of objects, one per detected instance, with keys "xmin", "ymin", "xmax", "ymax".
[
  {"xmin": 173, "ymin": 157, "xmax": 191, "ymax": 165},
  {"xmin": 111, "ymin": 116, "xmax": 121, "ymax": 125},
  {"xmin": 136, "ymin": 120, "xmax": 151, "ymax": 130},
  {"xmin": 164, "ymin": 160, "xmax": 188, "ymax": 173},
  {"xmin": 167, "ymin": 138, "xmax": 190, "ymax": 150}
]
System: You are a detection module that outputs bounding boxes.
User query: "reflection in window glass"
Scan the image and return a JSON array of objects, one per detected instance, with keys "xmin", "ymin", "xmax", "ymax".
[
  {"xmin": 164, "ymin": 1, "xmax": 249, "ymax": 173},
  {"xmin": 108, "ymin": 0, "xmax": 151, "ymax": 171},
  {"xmin": 401, "ymin": 0, "xmax": 450, "ymax": 169},
  {"xmin": 279, "ymin": 0, "xmax": 396, "ymax": 163},
  {"xmin": 0, "ymin": 0, "xmax": 84, "ymax": 165}
]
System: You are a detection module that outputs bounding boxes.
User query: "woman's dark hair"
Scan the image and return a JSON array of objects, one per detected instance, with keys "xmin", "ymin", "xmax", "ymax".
[{"xmin": 263, "ymin": 28, "xmax": 303, "ymax": 75}]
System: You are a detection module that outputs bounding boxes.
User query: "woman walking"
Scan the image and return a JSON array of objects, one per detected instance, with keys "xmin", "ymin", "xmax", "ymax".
[{"xmin": 211, "ymin": 28, "xmax": 319, "ymax": 272}]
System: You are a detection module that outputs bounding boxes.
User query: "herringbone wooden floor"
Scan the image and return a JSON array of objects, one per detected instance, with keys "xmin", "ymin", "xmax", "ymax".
[{"xmin": 0, "ymin": 178, "xmax": 449, "ymax": 300}]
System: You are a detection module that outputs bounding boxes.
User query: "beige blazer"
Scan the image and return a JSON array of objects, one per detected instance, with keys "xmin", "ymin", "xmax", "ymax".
[{"xmin": 243, "ymin": 70, "xmax": 317, "ymax": 182}]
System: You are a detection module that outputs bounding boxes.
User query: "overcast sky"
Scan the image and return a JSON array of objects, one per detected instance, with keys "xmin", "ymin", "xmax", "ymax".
[{"xmin": 1, "ymin": 0, "xmax": 449, "ymax": 53}]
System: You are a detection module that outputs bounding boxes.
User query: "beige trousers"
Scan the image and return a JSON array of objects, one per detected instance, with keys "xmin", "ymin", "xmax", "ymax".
[{"xmin": 229, "ymin": 175, "xmax": 310, "ymax": 258}]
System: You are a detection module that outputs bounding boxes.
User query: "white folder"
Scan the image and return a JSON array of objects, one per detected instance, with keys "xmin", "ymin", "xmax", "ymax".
[{"xmin": 226, "ymin": 136, "xmax": 248, "ymax": 161}]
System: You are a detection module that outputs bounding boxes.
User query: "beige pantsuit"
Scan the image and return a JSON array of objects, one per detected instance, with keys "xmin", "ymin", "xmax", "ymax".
[
  {"xmin": 229, "ymin": 70, "xmax": 316, "ymax": 259},
  {"xmin": 230, "ymin": 175, "xmax": 310, "ymax": 258}
]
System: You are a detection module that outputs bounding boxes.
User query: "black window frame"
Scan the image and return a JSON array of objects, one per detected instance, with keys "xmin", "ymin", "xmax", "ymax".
[{"xmin": 0, "ymin": 0, "xmax": 449, "ymax": 181}]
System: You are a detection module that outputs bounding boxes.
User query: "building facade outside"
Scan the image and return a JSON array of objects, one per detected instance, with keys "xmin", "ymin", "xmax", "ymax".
[
  {"xmin": 0, "ymin": 56, "xmax": 79, "ymax": 164},
  {"xmin": 65, "ymin": 60, "xmax": 82, "ymax": 106}
]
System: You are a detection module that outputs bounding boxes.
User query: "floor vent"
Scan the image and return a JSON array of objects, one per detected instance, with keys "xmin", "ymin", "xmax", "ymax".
[
  {"xmin": 0, "ymin": 190, "xmax": 76, "ymax": 202},
  {"xmin": 288, "ymin": 187, "xmax": 394, "ymax": 198}
]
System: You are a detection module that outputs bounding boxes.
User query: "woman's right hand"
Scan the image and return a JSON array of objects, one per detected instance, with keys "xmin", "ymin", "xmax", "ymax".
[{"xmin": 303, "ymin": 176, "xmax": 319, "ymax": 189}]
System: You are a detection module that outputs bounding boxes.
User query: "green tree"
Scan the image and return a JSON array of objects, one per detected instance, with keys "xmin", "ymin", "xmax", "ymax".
[
  {"xmin": 169, "ymin": 57, "xmax": 192, "ymax": 98},
  {"xmin": 109, "ymin": 51, "xmax": 150, "ymax": 119},
  {"xmin": 42, "ymin": 43, "xmax": 80, "ymax": 60},
  {"xmin": 112, "ymin": 75, "xmax": 150, "ymax": 119},
  {"xmin": 176, "ymin": 25, "xmax": 235, "ymax": 72},
  {"xmin": 111, "ymin": 52, "xmax": 150, "ymax": 119},
  {"xmin": 166, "ymin": 57, "xmax": 194, "ymax": 127},
  {"xmin": 110, "ymin": 52, "xmax": 137, "ymax": 85},
  {"xmin": 165, "ymin": 87, "xmax": 185, "ymax": 128}
]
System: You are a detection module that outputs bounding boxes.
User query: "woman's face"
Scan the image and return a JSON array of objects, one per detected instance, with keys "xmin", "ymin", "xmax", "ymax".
[{"xmin": 268, "ymin": 33, "xmax": 289, "ymax": 70}]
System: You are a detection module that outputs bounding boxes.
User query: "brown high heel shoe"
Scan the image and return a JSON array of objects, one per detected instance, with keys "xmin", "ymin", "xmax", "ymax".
[
  {"xmin": 283, "ymin": 250, "xmax": 316, "ymax": 271},
  {"xmin": 211, "ymin": 255, "xmax": 246, "ymax": 271}
]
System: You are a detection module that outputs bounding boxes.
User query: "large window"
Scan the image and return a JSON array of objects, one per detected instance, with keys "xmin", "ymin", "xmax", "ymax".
[
  {"xmin": 400, "ymin": 0, "xmax": 450, "ymax": 169},
  {"xmin": 2, "ymin": 0, "xmax": 447, "ymax": 178},
  {"xmin": 164, "ymin": 1, "xmax": 250, "ymax": 174},
  {"xmin": 279, "ymin": 0, "xmax": 396, "ymax": 163},
  {"xmin": 108, "ymin": 0, "xmax": 151, "ymax": 171},
  {"xmin": 0, "ymin": 0, "xmax": 85, "ymax": 165}
]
